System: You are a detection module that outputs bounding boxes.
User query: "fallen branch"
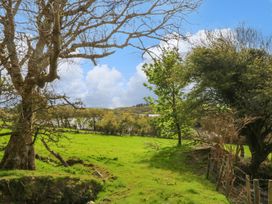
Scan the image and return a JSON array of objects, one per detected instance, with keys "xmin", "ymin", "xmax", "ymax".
[
  {"xmin": 0, "ymin": 132, "xmax": 11, "ymax": 137},
  {"xmin": 41, "ymin": 138, "xmax": 69, "ymax": 167},
  {"xmin": 35, "ymin": 154, "xmax": 59, "ymax": 164},
  {"xmin": 92, "ymin": 169, "xmax": 103, "ymax": 178}
]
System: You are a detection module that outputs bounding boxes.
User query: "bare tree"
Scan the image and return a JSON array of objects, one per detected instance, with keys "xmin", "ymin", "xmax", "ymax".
[{"xmin": 0, "ymin": 0, "xmax": 200, "ymax": 170}]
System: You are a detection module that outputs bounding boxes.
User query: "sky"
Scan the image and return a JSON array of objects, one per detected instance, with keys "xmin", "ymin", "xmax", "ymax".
[{"xmin": 53, "ymin": 0, "xmax": 272, "ymax": 108}]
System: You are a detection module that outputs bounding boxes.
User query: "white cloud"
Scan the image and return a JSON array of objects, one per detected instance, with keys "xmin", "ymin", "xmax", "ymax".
[
  {"xmin": 53, "ymin": 28, "xmax": 233, "ymax": 108},
  {"xmin": 85, "ymin": 65, "xmax": 124, "ymax": 107},
  {"xmin": 53, "ymin": 62, "xmax": 150, "ymax": 108},
  {"xmin": 53, "ymin": 59, "xmax": 88, "ymax": 99},
  {"xmin": 144, "ymin": 28, "xmax": 233, "ymax": 60},
  {"xmin": 113, "ymin": 63, "xmax": 151, "ymax": 107}
]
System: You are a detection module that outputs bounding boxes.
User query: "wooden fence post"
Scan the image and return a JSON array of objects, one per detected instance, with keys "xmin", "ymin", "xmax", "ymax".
[
  {"xmin": 225, "ymin": 155, "xmax": 231, "ymax": 197},
  {"xmin": 225, "ymin": 154, "xmax": 235, "ymax": 198},
  {"xmin": 268, "ymin": 180, "xmax": 272, "ymax": 204},
  {"xmin": 246, "ymin": 175, "xmax": 252, "ymax": 204},
  {"xmin": 209, "ymin": 152, "xmax": 215, "ymax": 175},
  {"xmin": 216, "ymin": 155, "xmax": 226, "ymax": 191},
  {"xmin": 253, "ymin": 179, "xmax": 260, "ymax": 204}
]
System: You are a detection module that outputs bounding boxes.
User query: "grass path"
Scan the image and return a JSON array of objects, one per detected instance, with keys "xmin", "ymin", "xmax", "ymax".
[{"xmin": 0, "ymin": 134, "xmax": 229, "ymax": 203}]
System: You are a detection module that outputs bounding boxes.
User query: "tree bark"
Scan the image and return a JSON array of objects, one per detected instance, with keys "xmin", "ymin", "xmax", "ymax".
[
  {"xmin": 249, "ymin": 151, "xmax": 269, "ymax": 177},
  {"xmin": 240, "ymin": 145, "xmax": 245, "ymax": 158},
  {"xmin": 247, "ymin": 130, "xmax": 270, "ymax": 177},
  {"xmin": 0, "ymin": 95, "xmax": 35, "ymax": 170},
  {"xmin": 177, "ymin": 123, "xmax": 182, "ymax": 146},
  {"xmin": 93, "ymin": 117, "xmax": 96, "ymax": 131},
  {"xmin": 240, "ymin": 120, "xmax": 271, "ymax": 176}
]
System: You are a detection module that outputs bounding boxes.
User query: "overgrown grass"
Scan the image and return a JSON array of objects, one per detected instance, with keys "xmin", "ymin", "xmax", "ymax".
[{"xmin": 0, "ymin": 133, "xmax": 229, "ymax": 203}]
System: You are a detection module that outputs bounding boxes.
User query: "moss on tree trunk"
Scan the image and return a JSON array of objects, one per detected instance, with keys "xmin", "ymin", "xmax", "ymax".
[{"xmin": 0, "ymin": 96, "xmax": 35, "ymax": 170}]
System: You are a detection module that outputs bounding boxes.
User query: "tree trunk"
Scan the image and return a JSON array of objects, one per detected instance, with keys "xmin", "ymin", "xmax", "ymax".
[
  {"xmin": 240, "ymin": 145, "xmax": 245, "ymax": 158},
  {"xmin": 249, "ymin": 147, "xmax": 270, "ymax": 178},
  {"xmin": 240, "ymin": 120, "xmax": 271, "ymax": 177},
  {"xmin": 93, "ymin": 117, "xmax": 96, "ymax": 131},
  {"xmin": 56, "ymin": 117, "xmax": 60, "ymax": 128},
  {"xmin": 176, "ymin": 123, "xmax": 182, "ymax": 146},
  {"xmin": 0, "ymin": 96, "xmax": 35, "ymax": 170},
  {"xmin": 249, "ymin": 151, "xmax": 269, "ymax": 177}
]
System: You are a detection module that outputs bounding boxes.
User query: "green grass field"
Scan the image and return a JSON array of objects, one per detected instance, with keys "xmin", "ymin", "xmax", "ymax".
[{"xmin": 0, "ymin": 133, "xmax": 229, "ymax": 204}]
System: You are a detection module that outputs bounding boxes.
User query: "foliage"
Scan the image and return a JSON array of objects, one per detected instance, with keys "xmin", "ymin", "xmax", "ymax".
[
  {"xmin": 96, "ymin": 111, "xmax": 157, "ymax": 136},
  {"xmin": 144, "ymin": 49, "xmax": 195, "ymax": 145},
  {"xmin": 186, "ymin": 27, "xmax": 272, "ymax": 174},
  {"xmin": 36, "ymin": 105, "xmax": 158, "ymax": 137}
]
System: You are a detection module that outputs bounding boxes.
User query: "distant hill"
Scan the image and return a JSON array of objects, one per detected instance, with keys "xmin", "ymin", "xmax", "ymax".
[{"xmin": 114, "ymin": 104, "xmax": 152, "ymax": 115}]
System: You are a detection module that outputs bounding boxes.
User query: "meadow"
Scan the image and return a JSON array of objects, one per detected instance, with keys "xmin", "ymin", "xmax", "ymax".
[{"xmin": 0, "ymin": 133, "xmax": 229, "ymax": 204}]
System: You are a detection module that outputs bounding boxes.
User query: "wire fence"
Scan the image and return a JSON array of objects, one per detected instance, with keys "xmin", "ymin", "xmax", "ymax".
[{"xmin": 206, "ymin": 146, "xmax": 272, "ymax": 204}]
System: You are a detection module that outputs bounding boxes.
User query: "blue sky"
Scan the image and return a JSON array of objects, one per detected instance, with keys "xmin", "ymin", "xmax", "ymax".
[
  {"xmin": 99, "ymin": 0, "xmax": 272, "ymax": 78},
  {"xmin": 187, "ymin": 0, "xmax": 272, "ymax": 34},
  {"xmin": 55, "ymin": 0, "xmax": 272, "ymax": 108}
]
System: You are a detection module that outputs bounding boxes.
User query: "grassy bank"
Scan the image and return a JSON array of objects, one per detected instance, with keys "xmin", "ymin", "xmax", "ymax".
[{"xmin": 0, "ymin": 133, "xmax": 228, "ymax": 203}]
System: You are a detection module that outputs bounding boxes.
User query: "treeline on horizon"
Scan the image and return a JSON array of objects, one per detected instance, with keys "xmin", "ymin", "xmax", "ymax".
[{"xmin": 0, "ymin": 104, "xmax": 170, "ymax": 137}]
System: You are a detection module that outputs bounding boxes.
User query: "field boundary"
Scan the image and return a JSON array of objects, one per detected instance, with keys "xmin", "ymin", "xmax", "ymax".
[{"xmin": 206, "ymin": 146, "xmax": 272, "ymax": 204}]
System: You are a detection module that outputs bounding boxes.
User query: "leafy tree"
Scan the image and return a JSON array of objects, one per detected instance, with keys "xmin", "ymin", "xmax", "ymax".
[
  {"xmin": 117, "ymin": 112, "xmax": 134, "ymax": 135},
  {"xmin": 144, "ymin": 49, "xmax": 193, "ymax": 145},
  {"xmin": 85, "ymin": 109, "xmax": 103, "ymax": 132},
  {"xmin": 186, "ymin": 28, "xmax": 272, "ymax": 175},
  {"xmin": 97, "ymin": 111, "xmax": 119, "ymax": 135},
  {"xmin": 49, "ymin": 106, "xmax": 75, "ymax": 128}
]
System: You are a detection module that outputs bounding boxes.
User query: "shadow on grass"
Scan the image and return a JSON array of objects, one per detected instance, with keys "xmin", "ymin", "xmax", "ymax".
[{"xmin": 141, "ymin": 144, "xmax": 209, "ymax": 176}]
